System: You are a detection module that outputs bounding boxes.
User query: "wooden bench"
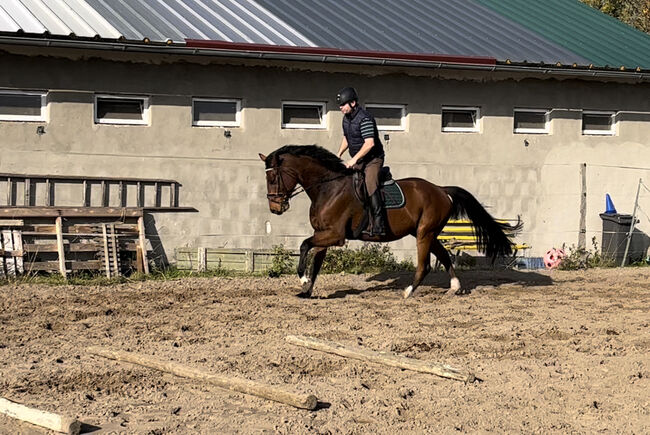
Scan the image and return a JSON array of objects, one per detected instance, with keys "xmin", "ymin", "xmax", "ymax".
[{"xmin": 439, "ymin": 219, "xmax": 531, "ymax": 265}]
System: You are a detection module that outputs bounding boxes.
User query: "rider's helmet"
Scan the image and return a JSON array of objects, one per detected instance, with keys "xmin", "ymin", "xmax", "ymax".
[{"xmin": 336, "ymin": 87, "xmax": 358, "ymax": 106}]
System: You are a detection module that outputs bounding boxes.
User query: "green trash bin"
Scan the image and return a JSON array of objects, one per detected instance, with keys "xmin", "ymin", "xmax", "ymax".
[{"xmin": 599, "ymin": 213, "xmax": 642, "ymax": 264}]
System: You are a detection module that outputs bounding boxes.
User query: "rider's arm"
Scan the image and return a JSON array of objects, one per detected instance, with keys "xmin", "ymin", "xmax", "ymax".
[{"xmin": 337, "ymin": 136, "xmax": 349, "ymax": 159}]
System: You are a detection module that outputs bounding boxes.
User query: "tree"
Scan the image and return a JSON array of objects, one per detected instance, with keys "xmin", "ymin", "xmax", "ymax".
[{"xmin": 580, "ymin": 0, "xmax": 650, "ymax": 33}]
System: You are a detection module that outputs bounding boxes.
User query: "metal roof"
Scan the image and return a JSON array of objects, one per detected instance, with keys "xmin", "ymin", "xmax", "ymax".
[
  {"xmin": 83, "ymin": 0, "xmax": 315, "ymax": 46},
  {"xmin": 254, "ymin": 0, "xmax": 591, "ymax": 66},
  {"xmin": 0, "ymin": 0, "xmax": 648, "ymax": 70},
  {"xmin": 474, "ymin": 0, "xmax": 650, "ymax": 69},
  {"xmin": 0, "ymin": 0, "xmax": 121, "ymax": 38}
]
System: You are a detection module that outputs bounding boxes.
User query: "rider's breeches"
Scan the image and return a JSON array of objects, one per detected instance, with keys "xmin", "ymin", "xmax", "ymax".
[{"xmin": 364, "ymin": 157, "xmax": 384, "ymax": 196}]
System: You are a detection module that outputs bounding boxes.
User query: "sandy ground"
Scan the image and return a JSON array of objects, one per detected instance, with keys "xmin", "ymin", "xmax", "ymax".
[{"xmin": 0, "ymin": 267, "xmax": 649, "ymax": 434}]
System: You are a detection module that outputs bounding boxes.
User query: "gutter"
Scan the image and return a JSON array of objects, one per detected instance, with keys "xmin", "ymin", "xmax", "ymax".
[{"xmin": 1, "ymin": 35, "xmax": 649, "ymax": 81}]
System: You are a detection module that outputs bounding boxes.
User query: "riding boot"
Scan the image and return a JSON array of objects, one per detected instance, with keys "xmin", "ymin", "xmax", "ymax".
[{"xmin": 369, "ymin": 190, "xmax": 386, "ymax": 236}]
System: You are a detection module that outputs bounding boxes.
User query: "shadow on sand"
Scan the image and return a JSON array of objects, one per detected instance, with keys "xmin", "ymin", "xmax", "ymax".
[{"xmin": 324, "ymin": 268, "xmax": 554, "ymax": 299}]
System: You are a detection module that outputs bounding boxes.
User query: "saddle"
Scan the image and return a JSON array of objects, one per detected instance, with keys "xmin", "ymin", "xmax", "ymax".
[
  {"xmin": 351, "ymin": 167, "xmax": 405, "ymax": 238},
  {"xmin": 352, "ymin": 166, "xmax": 404, "ymax": 207}
]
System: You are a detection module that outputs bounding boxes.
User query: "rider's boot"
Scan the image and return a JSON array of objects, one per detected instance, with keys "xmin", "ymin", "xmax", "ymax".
[{"xmin": 369, "ymin": 190, "xmax": 386, "ymax": 236}]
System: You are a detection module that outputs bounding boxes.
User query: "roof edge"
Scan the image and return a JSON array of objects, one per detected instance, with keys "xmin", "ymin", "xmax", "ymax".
[
  {"xmin": 1, "ymin": 36, "xmax": 649, "ymax": 82},
  {"xmin": 185, "ymin": 39, "xmax": 498, "ymax": 66}
]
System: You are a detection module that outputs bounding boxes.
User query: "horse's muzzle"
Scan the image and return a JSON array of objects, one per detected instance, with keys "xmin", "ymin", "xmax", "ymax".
[{"xmin": 268, "ymin": 199, "xmax": 290, "ymax": 215}]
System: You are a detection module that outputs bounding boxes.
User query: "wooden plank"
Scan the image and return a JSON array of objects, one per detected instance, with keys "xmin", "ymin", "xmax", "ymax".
[
  {"xmin": 0, "ymin": 397, "xmax": 81, "ymax": 435},
  {"xmin": 24, "ymin": 261, "xmax": 59, "ymax": 272},
  {"xmin": 110, "ymin": 224, "xmax": 119, "ymax": 276},
  {"xmin": 0, "ymin": 219, "xmax": 24, "ymax": 226},
  {"xmin": 55, "ymin": 217, "xmax": 66, "ymax": 279},
  {"xmin": 1, "ymin": 230, "xmax": 15, "ymax": 277},
  {"xmin": 0, "ymin": 207, "xmax": 144, "ymax": 218},
  {"xmin": 198, "ymin": 247, "xmax": 207, "ymax": 272},
  {"xmin": 102, "ymin": 224, "xmax": 111, "ymax": 278},
  {"xmin": 88, "ymin": 347, "xmax": 318, "ymax": 410},
  {"xmin": 12, "ymin": 230, "xmax": 23, "ymax": 274},
  {"xmin": 286, "ymin": 335, "xmax": 475, "ymax": 383},
  {"xmin": 0, "ymin": 172, "xmax": 178, "ymax": 184},
  {"xmin": 136, "ymin": 246, "xmax": 143, "ymax": 273},
  {"xmin": 25, "ymin": 261, "xmax": 102, "ymax": 271},
  {"xmin": 170, "ymin": 182, "xmax": 177, "ymax": 208},
  {"xmin": 137, "ymin": 217, "xmax": 149, "ymax": 274}
]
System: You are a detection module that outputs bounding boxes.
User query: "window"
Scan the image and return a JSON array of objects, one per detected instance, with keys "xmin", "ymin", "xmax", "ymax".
[
  {"xmin": 94, "ymin": 95, "xmax": 149, "ymax": 125},
  {"xmin": 0, "ymin": 90, "xmax": 47, "ymax": 122},
  {"xmin": 442, "ymin": 106, "xmax": 480, "ymax": 132},
  {"xmin": 192, "ymin": 98, "xmax": 241, "ymax": 127},
  {"xmin": 582, "ymin": 111, "xmax": 616, "ymax": 136},
  {"xmin": 514, "ymin": 109, "xmax": 550, "ymax": 134},
  {"xmin": 281, "ymin": 101, "xmax": 326, "ymax": 129},
  {"xmin": 366, "ymin": 104, "xmax": 406, "ymax": 130}
]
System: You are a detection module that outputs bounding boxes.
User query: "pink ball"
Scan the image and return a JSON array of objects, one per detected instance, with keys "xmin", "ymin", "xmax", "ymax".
[{"xmin": 544, "ymin": 248, "xmax": 565, "ymax": 269}]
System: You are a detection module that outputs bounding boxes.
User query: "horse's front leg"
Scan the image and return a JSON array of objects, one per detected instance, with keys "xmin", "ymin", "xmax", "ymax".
[{"xmin": 297, "ymin": 231, "xmax": 344, "ymax": 298}]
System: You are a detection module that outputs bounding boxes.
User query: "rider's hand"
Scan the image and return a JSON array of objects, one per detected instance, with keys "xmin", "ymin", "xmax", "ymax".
[{"xmin": 344, "ymin": 159, "xmax": 357, "ymax": 168}]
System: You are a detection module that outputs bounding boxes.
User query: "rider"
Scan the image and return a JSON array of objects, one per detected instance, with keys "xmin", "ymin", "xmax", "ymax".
[{"xmin": 336, "ymin": 87, "xmax": 386, "ymax": 236}]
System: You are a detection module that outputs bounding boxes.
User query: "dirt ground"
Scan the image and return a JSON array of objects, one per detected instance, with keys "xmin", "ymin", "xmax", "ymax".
[{"xmin": 0, "ymin": 267, "xmax": 648, "ymax": 434}]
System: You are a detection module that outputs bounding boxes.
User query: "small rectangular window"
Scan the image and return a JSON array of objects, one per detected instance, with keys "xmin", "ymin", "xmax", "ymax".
[
  {"xmin": 582, "ymin": 111, "xmax": 615, "ymax": 135},
  {"xmin": 281, "ymin": 101, "xmax": 326, "ymax": 129},
  {"xmin": 0, "ymin": 90, "xmax": 47, "ymax": 122},
  {"xmin": 95, "ymin": 95, "xmax": 149, "ymax": 125},
  {"xmin": 366, "ymin": 104, "xmax": 406, "ymax": 130},
  {"xmin": 192, "ymin": 98, "xmax": 241, "ymax": 127},
  {"xmin": 514, "ymin": 109, "xmax": 549, "ymax": 134},
  {"xmin": 442, "ymin": 106, "xmax": 480, "ymax": 132}
]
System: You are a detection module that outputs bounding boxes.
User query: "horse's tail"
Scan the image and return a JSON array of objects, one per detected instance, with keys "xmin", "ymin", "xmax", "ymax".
[{"xmin": 443, "ymin": 186, "xmax": 522, "ymax": 259}]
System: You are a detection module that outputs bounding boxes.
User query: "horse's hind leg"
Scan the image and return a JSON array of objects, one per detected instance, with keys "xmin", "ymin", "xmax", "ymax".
[
  {"xmin": 403, "ymin": 234, "xmax": 434, "ymax": 299},
  {"xmin": 430, "ymin": 238, "xmax": 464, "ymax": 295}
]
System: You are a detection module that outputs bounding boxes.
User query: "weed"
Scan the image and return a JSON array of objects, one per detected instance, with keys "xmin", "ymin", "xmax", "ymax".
[{"xmin": 558, "ymin": 237, "xmax": 616, "ymax": 270}]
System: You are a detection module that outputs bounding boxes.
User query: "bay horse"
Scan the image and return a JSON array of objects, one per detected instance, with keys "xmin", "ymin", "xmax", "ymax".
[{"xmin": 259, "ymin": 145, "xmax": 520, "ymax": 299}]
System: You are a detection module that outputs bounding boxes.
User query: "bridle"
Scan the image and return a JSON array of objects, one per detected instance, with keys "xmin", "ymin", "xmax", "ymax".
[{"xmin": 264, "ymin": 166, "xmax": 298, "ymax": 209}]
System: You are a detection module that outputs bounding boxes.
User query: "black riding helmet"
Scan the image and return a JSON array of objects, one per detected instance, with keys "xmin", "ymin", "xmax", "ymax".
[{"xmin": 336, "ymin": 87, "xmax": 358, "ymax": 106}]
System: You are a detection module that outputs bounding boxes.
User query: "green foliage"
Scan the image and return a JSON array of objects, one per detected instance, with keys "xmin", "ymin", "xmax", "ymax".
[
  {"xmin": 267, "ymin": 244, "xmax": 297, "ymax": 277},
  {"xmin": 267, "ymin": 243, "xmax": 415, "ymax": 277},
  {"xmin": 320, "ymin": 243, "xmax": 415, "ymax": 274},
  {"xmin": 558, "ymin": 237, "xmax": 616, "ymax": 270},
  {"xmin": 581, "ymin": 0, "xmax": 650, "ymax": 33}
]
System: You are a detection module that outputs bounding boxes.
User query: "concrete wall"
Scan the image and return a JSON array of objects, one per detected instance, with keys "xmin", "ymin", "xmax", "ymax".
[{"xmin": 1, "ymin": 46, "xmax": 649, "ymax": 263}]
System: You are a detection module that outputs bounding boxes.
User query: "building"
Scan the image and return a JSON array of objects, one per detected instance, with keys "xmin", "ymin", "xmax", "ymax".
[{"xmin": 1, "ymin": 0, "xmax": 649, "ymax": 268}]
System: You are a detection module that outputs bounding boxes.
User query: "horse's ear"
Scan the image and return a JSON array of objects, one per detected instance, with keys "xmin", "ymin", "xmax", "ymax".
[{"xmin": 259, "ymin": 153, "xmax": 267, "ymax": 162}]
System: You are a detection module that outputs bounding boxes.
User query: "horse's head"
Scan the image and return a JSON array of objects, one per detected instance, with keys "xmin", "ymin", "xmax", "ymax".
[{"xmin": 259, "ymin": 152, "xmax": 298, "ymax": 215}]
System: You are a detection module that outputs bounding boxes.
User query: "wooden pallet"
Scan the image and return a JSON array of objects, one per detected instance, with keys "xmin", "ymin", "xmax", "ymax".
[{"xmin": 0, "ymin": 212, "xmax": 149, "ymax": 278}]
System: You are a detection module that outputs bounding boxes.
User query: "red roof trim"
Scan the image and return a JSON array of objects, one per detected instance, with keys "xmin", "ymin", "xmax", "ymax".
[{"xmin": 185, "ymin": 39, "xmax": 497, "ymax": 66}]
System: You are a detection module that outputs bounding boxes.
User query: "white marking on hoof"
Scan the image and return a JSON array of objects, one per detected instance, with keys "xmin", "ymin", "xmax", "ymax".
[
  {"xmin": 450, "ymin": 277, "xmax": 461, "ymax": 292},
  {"xmin": 403, "ymin": 285, "xmax": 414, "ymax": 299},
  {"xmin": 300, "ymin": 276, "xmax": 309, "ymax": 284}
]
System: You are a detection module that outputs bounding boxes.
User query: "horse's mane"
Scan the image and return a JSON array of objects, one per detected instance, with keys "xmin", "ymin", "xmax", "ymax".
[{"xmin": 266, "ymin": 145, "xmax": 351, "ymax": 174}]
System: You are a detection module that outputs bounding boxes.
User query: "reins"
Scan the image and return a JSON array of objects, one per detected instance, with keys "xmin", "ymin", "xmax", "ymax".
[{"xmin": 265, "ymin": 166, "xmax": 349, "ymax": 201}]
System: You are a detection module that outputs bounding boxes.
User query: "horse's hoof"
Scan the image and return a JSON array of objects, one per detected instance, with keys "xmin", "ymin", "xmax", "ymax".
[
  {"xmin": 299, "ymin": 275, "xmax": 309, "ymax": 284},
  {"xmin": 403, "ymin": 285, "xmax": 413, "ymax": 299}
]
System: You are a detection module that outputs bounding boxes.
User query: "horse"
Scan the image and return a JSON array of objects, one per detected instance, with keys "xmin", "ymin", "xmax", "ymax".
[{"xmin": 259, "ymin": 145, "xmax": 521, "ymax": 299}]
